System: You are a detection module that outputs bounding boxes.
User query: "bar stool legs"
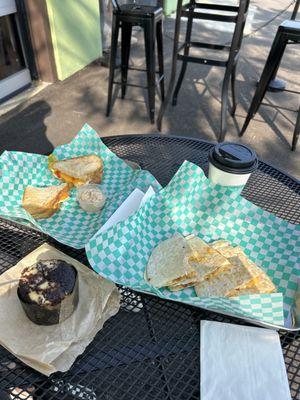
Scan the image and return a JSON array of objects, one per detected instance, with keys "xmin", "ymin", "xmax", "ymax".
[
  {"xmin": 157, "ymin": 0, "xmax": 183, "ymax": 130},
  {"xmin": 230, "ymin": 63, "xmax": 237, "ymax": 116},
  {"xmin": 240, "ymin": 20, "xmax": 300, "ymax": 150},
  {"xmin": 220, "ymin": 68, "xmax": 232, "ymax": 142},
  {"xmin": 156, "ymin": 20, "xmax": 165, "ymax": 101},
  {"xmin": 106, "ymin": 5, "xmax": 164, "ymax": 122},
  {"xmin": 144, "ymin": 19, "xmax": 156, "ymax": 123},
  {"xmin": 292, "ymin": 108, "xmax": 300, "ymax": 151},
  {"xmin": 172, "ymin": 9, "xmax": 194, "ymax": 106},
  {"xmin": 121, "ymin": 22, "xmax": 132, "ymax": 99},
  {"xmin": 106, "ymin": 15, "xmax": 120, "ymax": 117},
  {"xmin": 239, "ymin": 31, "xmax": 287, "ymax": 137}
]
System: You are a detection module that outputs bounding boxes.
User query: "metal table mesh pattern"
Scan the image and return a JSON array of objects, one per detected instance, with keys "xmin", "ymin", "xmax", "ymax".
[{"xmin": 0, "ymin": 135, "xmax": 299, "ymax": 400}]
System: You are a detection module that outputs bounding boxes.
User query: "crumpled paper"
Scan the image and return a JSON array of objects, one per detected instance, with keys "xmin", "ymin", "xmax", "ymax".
[{"xmin": 0, "ymin": 243, "xmax": 120, "ymax": 375}]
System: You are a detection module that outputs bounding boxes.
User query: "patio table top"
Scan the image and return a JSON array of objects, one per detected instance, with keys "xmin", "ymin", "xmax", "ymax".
[{"xmin": 0, "ymin": 134, "xmax": 299, "ymax": 400}]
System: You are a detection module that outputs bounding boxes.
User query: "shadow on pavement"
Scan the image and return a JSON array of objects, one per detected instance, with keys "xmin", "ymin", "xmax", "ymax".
[{"xmin": 0, "ymin": 100, "xmax": 53, "ymax": 155}]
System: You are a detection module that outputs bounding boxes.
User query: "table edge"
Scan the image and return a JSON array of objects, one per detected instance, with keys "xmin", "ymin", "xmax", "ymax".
[{"xmin": 101, "ymin": 133, "xmax": 300, "ymax": 185}]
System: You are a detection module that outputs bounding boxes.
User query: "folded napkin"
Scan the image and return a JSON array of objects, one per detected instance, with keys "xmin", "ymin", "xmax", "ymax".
[{"xmin": 200, "ymin": 321, "xmax": 291, "ymax": 400}]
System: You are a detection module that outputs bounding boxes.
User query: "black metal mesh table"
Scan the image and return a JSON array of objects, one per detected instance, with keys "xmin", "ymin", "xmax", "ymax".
[{"xmin": 0, "ymin": 135, "xmax": 299, "ymax": 400}]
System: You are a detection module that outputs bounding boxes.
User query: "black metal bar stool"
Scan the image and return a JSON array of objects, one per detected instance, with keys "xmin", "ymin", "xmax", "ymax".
[
  {"xmin": 240, "ymin": 20, "xmax": 300, "ymax": 151},
  {"xmin": 291, "ymin": 0, "xmax": 300, "ymax": 20},
  {"xmin": 157, "ymin": 0, "xmax": 250, "ymax": 141},
  {"xmin": 267, "ymin": 0, "xmax": 299, "ymax": 91},
  {"xmin": 106, "ymin": 1, "xmax": 164, "ymax": 123}
]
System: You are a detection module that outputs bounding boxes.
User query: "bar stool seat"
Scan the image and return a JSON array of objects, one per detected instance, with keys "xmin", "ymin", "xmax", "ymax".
[
  {"xmin": 240, "ymin": 20, "xmax": 300, "ymax": 151},
  {"xmin": 116, "ymin": 4, "xmax": 161, "ymax": 15},
  {"xmin": 106, "ymin": 2, "xmax": 164, "ymax": 123}
]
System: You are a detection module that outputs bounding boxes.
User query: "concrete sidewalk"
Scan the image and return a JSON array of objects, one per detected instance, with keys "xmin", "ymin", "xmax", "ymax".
[{"xmin": 0, "ymin": 0, "xmax": 299, "ymax": 179}]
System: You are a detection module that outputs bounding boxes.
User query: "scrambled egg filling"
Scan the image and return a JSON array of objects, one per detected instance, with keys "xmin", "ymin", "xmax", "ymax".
[{"xmin": 48, "ymin": 154, "xmax": 84, "ymax": 186}]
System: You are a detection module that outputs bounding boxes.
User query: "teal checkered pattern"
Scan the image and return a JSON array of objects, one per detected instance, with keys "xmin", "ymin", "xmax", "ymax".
[
  {"xmin": 86, "ymin": 161, "xmax": 300, "ymax": 326},
  {"xmin": 0, "ymin": 124, "xmax": 161, "ymax": 249}
]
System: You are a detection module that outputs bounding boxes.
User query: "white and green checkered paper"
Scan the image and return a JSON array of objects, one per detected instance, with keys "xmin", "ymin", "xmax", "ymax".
[
  {"xmin": 86, "ymin": 161, "xmax": 300, "ymax": 327},
  {"xmin": 0, "ymin": 124, "xmax": 161, "ymax": 249}
]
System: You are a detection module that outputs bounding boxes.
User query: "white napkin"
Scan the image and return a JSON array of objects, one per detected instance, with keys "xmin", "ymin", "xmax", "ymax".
[
  {"xmin": 99, "ymin": 186, "xmax": 155, "ymax": 234},
  {"xmin": 200, "ymin": 321, "xmax": 291, "ymax": 400}
]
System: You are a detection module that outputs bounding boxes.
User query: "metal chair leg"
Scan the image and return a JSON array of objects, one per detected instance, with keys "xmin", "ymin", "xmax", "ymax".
[
  {"xmin": 292, "ymin": 107, "xmax": 300, "ymax": 151},
  {"xmin": 267, "ymin": 2, "xmax": 300, "ymax": 91},
  {"xmin": 121, "ymin": 22, "xmax": 132, "ymax": 99},
  {"xmin": 239, "ymin": 32, "xmax": 287, "ymax": 137},
  {"xmin": 230, "ymin": 63, "xmax": 237, "ymax": 116},
  {"xmin": 219, "ymin": 68, "xmax": 231, "ymax": 142},
  {"xmin": 219, "ymin": 0, "xmax": 248, "ymax": 140},
  {"xmin": 156, "ymin": 19, "xmax": 165, "ymax": 101},
  {"xmin": 106, "ymin": 14, "xmax": 120, "ymax": 117},
  {"xmin": 172, "ymin": 8, "xmax": 194, "ymax": 106},
  {"xmin": 267, "ymin": 34, "xmax": 289, "ymax": 92},
  {"xmin": 157, "ymin": 0, "xmax": 183, "ymax": 131},
  {"xmin": 144, "ymin": 19, "xmax": 156, "ymax": 124},
  {"xmin": 291, "ymin": 0, "xmax": 300, "ymax": 20}
]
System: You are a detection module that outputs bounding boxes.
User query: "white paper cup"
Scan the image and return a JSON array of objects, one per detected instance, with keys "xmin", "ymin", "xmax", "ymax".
[
  {"xmin": 208, "ymin": 162, "xmax": 252, "ymax": 186},
  {"xmin": 208, "ymin": 142, "xmax": 258, "ymax": 187}
]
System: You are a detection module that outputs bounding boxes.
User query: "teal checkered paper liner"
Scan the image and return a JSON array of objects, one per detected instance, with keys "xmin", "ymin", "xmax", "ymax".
[
  {"xmin": 0, "ymin": 124, "xmax": 161, "ymax": 249},
  {"xmin": 86, "ymin": 161, "xmax": 300, "ymax": 326}
]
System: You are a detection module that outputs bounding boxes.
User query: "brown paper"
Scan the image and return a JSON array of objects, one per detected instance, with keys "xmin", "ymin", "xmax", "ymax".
[{"xmin": 0, "ymin": 243, "xmax": 120, "ymax": 375}]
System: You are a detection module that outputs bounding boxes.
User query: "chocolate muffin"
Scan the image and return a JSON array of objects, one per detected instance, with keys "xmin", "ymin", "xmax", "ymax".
[{"xmin": 18, "ymin": 259, "xmax": 79, "ymax": 325}]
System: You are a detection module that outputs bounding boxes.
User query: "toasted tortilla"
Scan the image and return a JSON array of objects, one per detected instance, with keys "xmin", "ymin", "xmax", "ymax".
[
  {"xmin": 166, "ymin": 271, "xmax": 198, "ymax": 286},
  {"xmin": 210, "ymin": 240, "xmax": 231, "ymax": 250},
  {"xmin": 226, "ymin": 275, "xmax": 276, "ymax": 297},
  {"xmin": 186, "ymin": 235, "xmax": 233, "ymax": 281},
  {"xmin": 212, "ymin": 242, "xmax": 276, "ymax": 293},
  {"xmin": 168, "ymin": 275, "xmax": 199, "ymax": 291},
  {"xmin": 196, "ymin": 241, "xmax": 276, "ymax": 296},
  {"xmin": 146, "ymin": 234, "xmax": 197, "ymax": 288},
  {"xmin": 194, "ymin": 256, "xmax": 259, "ymax": 297}
]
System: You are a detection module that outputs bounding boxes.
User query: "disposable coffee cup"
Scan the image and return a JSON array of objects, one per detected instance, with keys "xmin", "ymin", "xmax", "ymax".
[{"xmin": 208, "ymin": 142, "xmax": 258, "ymax": 187}]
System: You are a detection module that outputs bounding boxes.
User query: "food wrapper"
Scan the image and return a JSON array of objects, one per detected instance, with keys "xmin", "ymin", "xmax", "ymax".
[
  {"xmin": 0, "ymin": 124, "xmax": 161, "ymax": 249},
  {"xmin": 0, "ymin": 243, "xmax": 120, "ymax": 375},
  {"xmin": 86, "ymin": 161, "xmax": 300, "ymax": 327}
]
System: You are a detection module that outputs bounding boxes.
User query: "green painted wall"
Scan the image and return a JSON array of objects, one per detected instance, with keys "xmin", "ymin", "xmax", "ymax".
[
  {"xmin": 46, "ymin": 0, "xmax": 102, "ymax": 81},
  {"xmin": 164, "ymin": 0, "xmax": 189, "ymax": 16}
]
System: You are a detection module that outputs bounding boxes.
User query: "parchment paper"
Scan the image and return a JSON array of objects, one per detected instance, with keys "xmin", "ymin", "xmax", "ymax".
[{"xmin": 0, "ymin": 243, "xmax": 120, "ymax": 375}]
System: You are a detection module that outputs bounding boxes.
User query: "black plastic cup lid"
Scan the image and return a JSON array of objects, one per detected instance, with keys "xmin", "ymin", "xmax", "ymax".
[{"xmin": 209, "ymin": 142, "xmax": 258, "ymax": 174}]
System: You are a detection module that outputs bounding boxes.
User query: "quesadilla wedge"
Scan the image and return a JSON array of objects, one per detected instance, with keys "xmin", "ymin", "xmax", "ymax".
[
  {"xmin": 168, "ymin": 275, "xmax": 199, "ymax": 291},
  {"xmin": 211, "ymin": 242, "xmax": 276, "ymax": 295},
  {"xmin": 194, "ymin": 256, "xmax": 259, "ymax": 297},
  {"xmin": 145, "ymin": 234, "xmax": 197, "ymax": 288},
  {"xmin": 197, "ymin": 240, "xmax": 276, "ymax": 296},
  {"xmin": 186, "ymin": 235, "xmax": 233, "ymax": 281}
]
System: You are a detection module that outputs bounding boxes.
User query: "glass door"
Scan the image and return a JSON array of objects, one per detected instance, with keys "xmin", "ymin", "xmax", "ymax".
[{"xmin": 0, "ymin": 0, "xmax": 31, "ymax": 102}]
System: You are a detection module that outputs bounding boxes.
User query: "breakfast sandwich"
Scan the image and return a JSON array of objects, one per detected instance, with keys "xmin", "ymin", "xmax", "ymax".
[
  {"xmin": 49, "ymin": 154, "xmax": 103, "ymax": 186},
  {"xmin": 22, "ymin": 183, "xmax": 69, "ymax": 219}
]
